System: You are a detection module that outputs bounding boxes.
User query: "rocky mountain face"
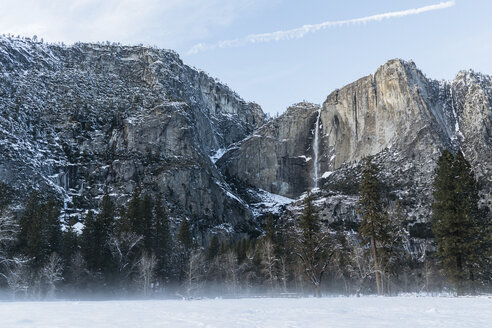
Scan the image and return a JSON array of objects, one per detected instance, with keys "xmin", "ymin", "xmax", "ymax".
[
  {"xmin": 218, "ymin": 102, "xmax": 321, "ymax": 198},
  {"xmin": 0, "ymin": 36, "xmax": 265, "ymax": 235},
  {"xmin": 1, "ymin": 36, "xmax": 491, "ymax": 243},
  {"xmin": 219, "ymin": 59, "xmax": 492, "ymax": 241}
]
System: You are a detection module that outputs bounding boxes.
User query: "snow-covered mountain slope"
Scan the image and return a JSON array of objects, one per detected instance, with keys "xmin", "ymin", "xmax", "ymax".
[{"xmin": 0, "ymin": 36, "xmax": 265, "ymax": 233}]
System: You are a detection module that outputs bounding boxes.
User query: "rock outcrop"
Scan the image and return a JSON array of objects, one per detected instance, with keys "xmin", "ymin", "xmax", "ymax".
[
  {"xmin": 0, "ymin": 36, "xmax": 265, "ymax": 233},
  {"xmin": 220, "ymin": 59, "xmax": 492, "ymax": 238},
  {"xmin": 218, "ymin": 102, "xmax": 320, "ymax": 198}
]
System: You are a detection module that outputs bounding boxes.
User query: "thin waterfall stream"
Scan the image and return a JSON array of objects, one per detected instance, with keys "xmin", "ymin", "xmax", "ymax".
[{"xmin": 313, "ymin": 109, "xmax": 321, "ymax": 189}]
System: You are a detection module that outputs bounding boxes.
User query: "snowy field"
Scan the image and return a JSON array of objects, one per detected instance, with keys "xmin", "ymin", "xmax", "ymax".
[{"xmin": 0, "ymin": 296, "xmax": 490, "ymax": 328}]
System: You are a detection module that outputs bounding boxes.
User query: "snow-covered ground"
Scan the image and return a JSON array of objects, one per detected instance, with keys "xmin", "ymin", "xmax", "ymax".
[{"xmin": 0, "ymin": 296, "xmax": 490, "ymax": 327}]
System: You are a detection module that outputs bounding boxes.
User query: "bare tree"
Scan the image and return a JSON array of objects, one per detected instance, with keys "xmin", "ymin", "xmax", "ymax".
[
  {"xmin": 184, "ymin": 249, "xmax": 204, "ymax": 297},
  {"xmin": 259, "ymin": 239, "xmax": 278, "ymax": 292},
  {"xmin": 346, "ymin": 241, "xmax": 375, "ymax": 297},
  {"xmin": 278, "ymin": 256, "xmax": 289, "ymax": 293},
  {"xmin": 415, "ymin": 241, "xmax": 442, "ymax": 295},
  {"xmin": 138, "ymin": 252, "xmax": 157, "ymax": 297},
  {"xmin": 108, "ymin": 232, "xmax": 142, "ymax": 284},
  {"xmin": 238, "ymin": 244, "xmax": 258, "ymax": 294},
  {"xmin": 42, "ymin": 253, "xmax": 63, "ymax": 299},
  {"xmin": 5, "ymin": 256, "xmax": 30, "ymax": 299},
  {"xmin": 67, "ymin": 251, "xmax": 91, "ymax": 289},
  {"xmin": 292, "ymin": 257, "xmax": 307, "ymax": 294},
  {"xmin": 0, "ymin": 214, "xmax": 17, "ymax": 282},
  {"xmin": 222, "ymin": 249, "xmax": 239, "ymax": 295}
]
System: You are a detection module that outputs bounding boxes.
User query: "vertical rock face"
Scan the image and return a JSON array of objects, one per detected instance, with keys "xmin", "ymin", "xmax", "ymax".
[
  {"xmin": 221, "ymin": 60, "xmax": 455, "ymax": 197},
  {"xmin": 320, "ymin": 59, "xmax": 455, "ymax": 170},
  {"xmin": 221, "ymin": 59, "xmax": 491, "ymax": 232},
  {"xmin": 0, "ymin": 36, "xmax": 265, "ymax": 232},
  {"xmin": 451, "ymin": 71, "xmax": 492, "ymax": 202},
  {"xmin": 218, "ymin": 102, "xmax": 320, "ymax": 198}
]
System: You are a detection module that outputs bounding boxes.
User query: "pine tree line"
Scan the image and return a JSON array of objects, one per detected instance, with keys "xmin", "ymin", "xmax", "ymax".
[{"xmin": 0, "ymin": 149, "xmax": 490, "ymax": 299}]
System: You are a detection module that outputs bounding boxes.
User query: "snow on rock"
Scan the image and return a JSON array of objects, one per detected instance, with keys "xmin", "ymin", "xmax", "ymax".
[
  {"xmin": 321, "ymin": 171, "xmax": 333, "ymax": 179},
  {"xmin": 298, "ymin": 155, "xmax": 312, "ymax": 162},
  {"xmin": 0, "ymin": 35, "xmax": 266, "ymax": 233},
  {"xmin": 248, "ymin": 188, "xmax": 294, "ymax": 217},
  {"xmin": 210, "ymin": 148, "xmax": 227, "ymax": 163}
]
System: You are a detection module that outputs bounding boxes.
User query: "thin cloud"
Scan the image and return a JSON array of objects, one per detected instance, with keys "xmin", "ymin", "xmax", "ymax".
[
  {"xmin": 0, "ymin": 0, "xmax": 267, "ymax": 49},
  {"xmin": 188, "ymin": 1, "xmax": 455, "ymax": 55}
]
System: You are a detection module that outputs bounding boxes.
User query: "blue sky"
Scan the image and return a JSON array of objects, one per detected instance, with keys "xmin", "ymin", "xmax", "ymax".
[{"xmin": 1, "ymin": 1, "xmax": 491, "ymax": 115}]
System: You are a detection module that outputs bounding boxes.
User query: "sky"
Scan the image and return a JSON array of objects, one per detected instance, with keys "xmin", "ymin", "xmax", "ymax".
[{"xmin": 1, "ymin": 0, "xmax": 491, "ymax": 115}]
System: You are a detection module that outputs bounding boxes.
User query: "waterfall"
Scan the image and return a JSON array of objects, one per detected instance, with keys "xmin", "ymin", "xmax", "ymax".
[{"xmin": 312, "ymin": 109, "xmax": 321, "ymax": 189}]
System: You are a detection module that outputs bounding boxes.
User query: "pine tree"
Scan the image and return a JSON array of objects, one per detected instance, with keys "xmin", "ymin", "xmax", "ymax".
[
  {"xmin": 454, "ymin": 151, "xmax": 491, "ymax": 290},
  {"xmin": 140, "ymin": 194, "xmax": 154, "ymax": 252},
  {"xmin": 177, "ymin": 218, "xmax": 193, "ymax": 250},
  {"xmin": 208, "ymin": 235, "xmax": 220, "ymax": 260},
  {"xmin": 17, "ymin": 192, "xmax": 63, "ymax": 270},
  {"xmin": 295, "ymin": 191, "xmax": 331, "ymax": 297},
  {"xmin": 81, "ymin": 194, "xmax": 115, "ymax": 278},
  {"xmin": 62, "ymin": 222, "xmax": 79, "ymax": 282},
  {"xmin": 235, "ymin": 238, "xmax": 247, "ymax": 264},
  {"xmin": 264, "ymin": 213, "xmax": 275, "ymax": 243},
  {"xmin": 62, "ymin": 223, "xmax": 78, "ymax": 261},
  {"xmin": 17, "ymin": 191, "xmax": 47, "ymax": 268},
  {"xmin": 123, "ymin": 190, "xmax": 141, "ymax": 235},
  {"xmin": 432, "ymin": 150, "xmax": 491, "ymax": 294},
  {"xmin": 80, "ymin": 211, "xmax": 96, "ymax": 269},
  {"xmin": 356, "ymin": 156, "xmax": 389, "ymax": 295},
  {"xmin": 43, "ymin": 197, "xmax": 62, "ymax": 256},
  {"xmin": 152, "ymin": 194, "xmax": 172, "ymax": 279}
]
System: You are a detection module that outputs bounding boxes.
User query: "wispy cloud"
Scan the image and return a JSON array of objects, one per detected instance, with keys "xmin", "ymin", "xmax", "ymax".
[
  {"xmin": 0, "ymin": 0, "xmax": 266, "ymax": 49},
  {"xmin": 188, "ymin": 1, "xmax": 455, "ymax": 55}
]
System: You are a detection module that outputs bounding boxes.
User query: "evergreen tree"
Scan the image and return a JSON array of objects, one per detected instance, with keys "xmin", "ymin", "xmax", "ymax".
[
  {"xmin": 208, "ymin": 235, "xmax": 220, "ymax": 260},
  {"xmin": 175, "ymin": 219, "xmax": 193, "ymax": 282},
  {"xmin": 432, "ymin": 150, "xmax": 491, "ymax": 294},
  {"xmin": 17, "ymin": 192, "xmax": 63, "ymax": 270},
  {"xmin": 80, "ymin": 211, "xmax": 100, "ymax": 274},
  {"xmin": 17, "ymin": 191, "xmax": 47, "ymax": 268},
  {"xmin": 264, "ymin": 213, "xmax": 275, "ymax": 243},
  {"xmin": 43, "ymin": 198, "xmax": 62, "ymax": 256},
  {"xmin": 122, "ymin": 190, "xmax": 141, "ymax": 235},
  {"xmin": 80, "ymin": 194, "xmax": 115, "ymax": 278},
  {"xmin": 177, "ymin": 218, "xmax": 193, "ymax": 250},
  {"xmin": 62, "ymin": 223, "xmax": 79, "ymax": 281},
  {"xmin": 0, "ymin": 181, "xmax": 12, "ymax": 211},
  {"xmin": 235, "ymin": 238, "xmax": 247, "ymax": 264},
  {"xmin": 295, "ymin": 191, "xmax": 331, "ymax": 297},
  {"xmin": 140, "ymin": 194, "xmax": 153, "ymax": 252},
  {"xmin": 264, "ymin": 213, "xmax": 286, "ymax": 259},
  {"xmin": 300, "ymin": 192, "xmax": 320, "ymax": 246},
  {"xmin": 356, "ymin": 156, "xmax": 389, "ymax": 295},
  {"xmin": 152, "ymin": 195, "xmax": 172, "ymax": 279},
  {"xmin": 454, "ymin": 151, "xmax": 491, "ymax": 290}
]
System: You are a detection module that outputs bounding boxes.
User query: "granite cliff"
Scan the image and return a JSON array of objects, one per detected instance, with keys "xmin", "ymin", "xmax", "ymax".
[
  {"xmin": 1, "ymin": 36, "xmax": 491, "ymax": 242},
  {"xmin": 0, "ymin": 36, "xmax": 265, "ymax": 235},
  {"xmin": 219, "ymin": 59, "xmax": 492, "ymax": 241}
]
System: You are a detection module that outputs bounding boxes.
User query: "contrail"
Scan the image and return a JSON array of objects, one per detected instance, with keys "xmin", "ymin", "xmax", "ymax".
[{"xmin": 187, "ymin": 1, "xmax": 455, "ymax": 55}]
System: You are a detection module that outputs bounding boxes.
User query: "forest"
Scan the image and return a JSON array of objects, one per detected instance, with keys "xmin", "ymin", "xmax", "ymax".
[{"xmin": 0, "ymin": 150, "xmax": 490, "ymax": 299}]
